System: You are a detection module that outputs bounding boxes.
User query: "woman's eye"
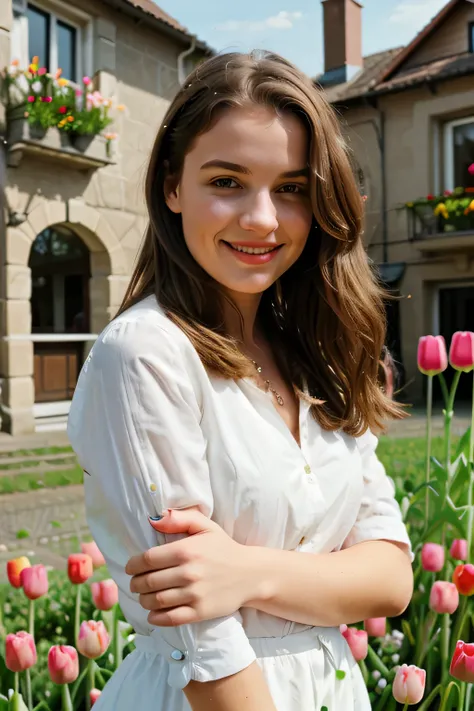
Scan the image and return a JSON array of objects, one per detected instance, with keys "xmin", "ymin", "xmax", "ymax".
[
  {"xmin": 212, "ymin": 177, "xmax": 239, "ymax": 189},
  {"xmin": 278, "ymin": 184, "xmax": 304, "ymax": 194}
]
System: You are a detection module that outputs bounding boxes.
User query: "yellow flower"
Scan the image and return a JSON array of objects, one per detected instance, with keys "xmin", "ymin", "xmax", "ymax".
[
  {"xmin": 58, "ymin": 78, "xmax": 69, "ymax": 87},
  {"xmin": 58, "ymin": 119, "xmax": 66, "ymax": 127},
  {"xmin": 434, "ymin": 203, "xmax": 446, "ymax": 216},
  {"xmin": 29, "ymin": 63, "xmax": 38, "ymax": 73},
  {"xmin": 470, "ymin": 200, "xmax": 474, "ymax": 212},
  {"xmin": 406, "ymin": 202, "xmax": 414, "ymax": 208}
]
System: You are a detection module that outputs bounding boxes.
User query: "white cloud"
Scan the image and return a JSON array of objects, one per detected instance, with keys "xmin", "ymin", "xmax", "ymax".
[
  {"xmin": 389, "ymin": 0, "xmax": 447, "ymax": 26},
  {"xmin": 215, "ymin": 11, "xmax": 303, "ymax": 33}
]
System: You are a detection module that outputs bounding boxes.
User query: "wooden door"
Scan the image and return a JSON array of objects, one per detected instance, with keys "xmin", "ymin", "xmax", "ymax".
[{"xmin": 34, "ymin": 342, "xmax": 83, "ymax": 402}]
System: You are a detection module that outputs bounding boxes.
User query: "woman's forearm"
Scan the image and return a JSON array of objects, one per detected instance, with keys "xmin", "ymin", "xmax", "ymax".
[
  {"xmin": 244, "ymin": 540, "xmax": 413, "ymax": 627},
  {"xmin": 184, "ymin": 662, "xmax": 277, "ymax": 711}
]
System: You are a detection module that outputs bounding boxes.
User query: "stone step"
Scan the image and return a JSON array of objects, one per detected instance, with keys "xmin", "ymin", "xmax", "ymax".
[{"xmin": 0, "ymin": 450, "xmax": 76, "ymax": 467}]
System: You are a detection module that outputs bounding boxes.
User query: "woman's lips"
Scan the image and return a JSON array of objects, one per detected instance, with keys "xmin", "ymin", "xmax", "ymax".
[{"xmin": 222, "ymin": 241, "xmax": 283, "ymax": 265}]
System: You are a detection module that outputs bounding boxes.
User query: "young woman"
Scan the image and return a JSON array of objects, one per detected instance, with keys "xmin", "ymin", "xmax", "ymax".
[{"xmin": 67, "ymin": 51, "xmax": 413, "ymax": 711}]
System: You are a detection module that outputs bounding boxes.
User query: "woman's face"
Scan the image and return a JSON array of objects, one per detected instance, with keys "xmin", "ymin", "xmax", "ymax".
[{"xmin": 165, "ymin": 105, "xmax": 313, "ymax": 296}]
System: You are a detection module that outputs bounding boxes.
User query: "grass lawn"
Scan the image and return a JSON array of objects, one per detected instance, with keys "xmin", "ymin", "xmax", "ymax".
[{"xmin": 0, "ymin": 446, "xmax": 83, "ymax": 495}]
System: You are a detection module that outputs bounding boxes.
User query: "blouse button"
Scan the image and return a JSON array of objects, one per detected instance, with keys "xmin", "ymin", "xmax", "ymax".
[
  {"xmin": 170, "ymin": 649, "xmax": 186, "ymax": 662},
  {"xmin": 304, "ymin": 464, "xmax": 311, "ymax": 475}
]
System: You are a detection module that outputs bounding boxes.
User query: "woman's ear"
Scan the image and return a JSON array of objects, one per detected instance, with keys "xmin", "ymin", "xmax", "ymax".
[{"xmin": 164, "ymin": 173, "xmax": 181, "ymax": 214}]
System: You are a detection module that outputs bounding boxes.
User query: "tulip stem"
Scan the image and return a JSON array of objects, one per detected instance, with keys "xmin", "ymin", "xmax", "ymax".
[
  {"xmin": 402, "ymin": 704, "xmax": 408, "ymax": 711},
  {"xmin": 28, "ymin": 599, "xmax": 34, "ymax": 639},
  {"xmin": 425, "ymin": 375, "xmax": 433, "ymax": 522},
  {"xmin": 25, "ymin": 668, "xmax": 33, "ymax": 711},
  {"xmin": 440, "ymin": 613, "xmax": 451, "ymax": 685},
  {"xmin": 61, "ymin": 684, "xmax": 73, "ymax": 711},
  {"xmin": 14, "ymin": 672, "xmax": 19, "ymax": 695},
  {"xmin": 113, "ymin": 604, "xmax": 122, "ymax": 669},
  {"xmin": 466, "ymin": 373, "xmax": 474, "ymax": 562},
  {"xmin": 465, "ymin": 684, "xmax": 472, "ymax": 711},
  {"xmin": 450, "ymin": 596, "xmax": 468, "ymax": 657},
  {"xmin": 86, "ymin": 659, "xmax": 95, "ymax": 711},
  {"xmin": 74, "ymin": 584, "xmax": 82, "ymax": 647}
]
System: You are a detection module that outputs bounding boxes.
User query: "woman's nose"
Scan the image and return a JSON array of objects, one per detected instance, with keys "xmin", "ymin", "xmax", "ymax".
[{"xmin": 239, "ymin": 191, "xmax": 279, "ymax": 235}]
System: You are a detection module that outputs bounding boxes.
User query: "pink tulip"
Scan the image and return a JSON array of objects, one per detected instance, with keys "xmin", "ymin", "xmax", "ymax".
[
  {"xmin": 83, "ymin": 76, "xmax": 91, "ymax": 85},
  {"xmin": 68, "ymin": 553, "xmax": 93, "ymax": 584},
  {"xmin": 27, "ymin": 95, "xmax": 35, "ymax": 103},
  {"xmin": 77, "ymin": 620, "xmax": 110, "ymax": 659},
  {"xmin": 91, "ymin": 579, "xmax": 119, "ymax": 611},
  {"xmin": 421, "ymin": 543, "xmax": 445, "ymax": 572},
  {"xmin": 417, "ymin": 336, "xmax": 448, "ymax": 376},
  {"xmin": 450, "ymin": 538, "xmax": 468, "ymax": 561},
  {"xmin": 341, "ymin": 626, "xmax": 368, "ymax": 661},
  {"xmin": 450, "ymin": 641, "xmax": 474, "ymax": 683},
  {"xmin": 453, "ymin": 564, "xmax": 474, "ymax": 596},
  {"xmin": 393, "ymin": 664, "xmax": 426, "ymax": 704},
  {"xmin": 90, "ymin": 689, "xmax": 102, "ymax": 706},
  {"xmin": 468, "ymin": 163, "xmax": 474, "ymax": 176},
  {"xmin": 81, "ymin": 541, "xmax": 106, "ymax": 568},
  {"xmin": 429, "ymin": 581, "xmax": 459, "ymax": 614},
  {"xmin": 5, "ymin": 632, "xmax": 37, "ymax": 672},
  {"xmin": 38, "ymin": 67, "xmax": 47, "ymax": 76},
  {"xmin": 449, "ymin": 332, "xmax": 474, "ymax": 373},
  {"xmin": 20, "ymin": 564, "xmax": 48, "ymax": 600},
  {"xmin": 364, "ymin": 617, "xmax": 386, "ymax": 637},
  {"xmin": 48, "ymin": 645, "xmax": 79, "ymax": 685}
]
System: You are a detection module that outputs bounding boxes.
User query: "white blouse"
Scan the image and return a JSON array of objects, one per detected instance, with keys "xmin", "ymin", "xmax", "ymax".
[{"xmin": 67, "ymin": 295, "xmax": 411, "ymax": 693}]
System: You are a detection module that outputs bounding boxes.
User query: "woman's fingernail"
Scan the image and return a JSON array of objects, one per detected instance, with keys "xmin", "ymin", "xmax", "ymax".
[{"xmin": 149, "ymin": 515, "xmax": 163, "ymax": 522}]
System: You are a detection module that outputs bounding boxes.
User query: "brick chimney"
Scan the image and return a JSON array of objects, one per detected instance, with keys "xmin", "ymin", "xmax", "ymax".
[{"xmin": 320, "ymin": 0, "xmax": 363, "ymax": 86}]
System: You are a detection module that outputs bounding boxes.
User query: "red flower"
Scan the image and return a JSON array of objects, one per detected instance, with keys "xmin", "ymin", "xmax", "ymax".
[
  {"xmin": 450, "ymin": 641, "xmax": 474, "ymax": 683},
  {"xmin": 40, "ymin": 96, "xmax": 52, "ymax": 103},
  {"xmin": 67, "ymin": 554, "xmax": 93, "ymax": 585},
  {"xmin": 426, "ymin": 194, "xmax": 434, "ymax": 200},
  {"xmin": 58, "ymin": 106, "xmax": 67, "ymax": 114},
  {"xmin": 452, "ymin": 564, "xmax": 474, "ymax": 596},
  {"xmin": 468, "ymin": 163, "xmax": 474, "ymax": 177}
]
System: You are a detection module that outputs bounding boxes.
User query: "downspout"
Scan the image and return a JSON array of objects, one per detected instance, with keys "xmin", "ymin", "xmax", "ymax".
[
  {"xmin": 177, "ymin": 35, "xmax": 197, "ymax": 86},
  {"xmin": 378, "ymin": 109, "xmax": 388, "ymax": 264}
]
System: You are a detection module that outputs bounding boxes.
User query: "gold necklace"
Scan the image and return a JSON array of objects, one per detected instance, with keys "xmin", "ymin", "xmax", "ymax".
[{"xmin": 250, "ymin": 360, "xmax": 285, "ymax": 406}]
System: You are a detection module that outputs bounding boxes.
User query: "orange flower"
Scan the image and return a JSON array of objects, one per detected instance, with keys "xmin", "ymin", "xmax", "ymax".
[
  {"xmin": 55, "ymin": 68, "xmax": 63, "ymax": 79},
  {"xmin": 11, "ymin": 59, "xmax": 20, "ymax": 67},
  {"xmin": 67, "ymin": 116, "xmax": 74, "ymax": 122},
  {"xmin": 32, "ymin": 56, "xmax": 39, "ymax": 65},
  {"xmin": 7, "ymin": 556, "xmax": 31, "ymax": 588},
  {"xmin": 116, "ymin": 104, "xmax": 126, "ymax": 111},
  {"xmin": 104, "ymin": 132, "xmax": 118, "ymax": 140}
]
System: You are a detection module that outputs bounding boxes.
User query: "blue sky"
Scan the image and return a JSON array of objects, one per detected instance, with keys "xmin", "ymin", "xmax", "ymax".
[{"xmin": 156, "ymin": 0, "xmax": 447, "ymax": 76}]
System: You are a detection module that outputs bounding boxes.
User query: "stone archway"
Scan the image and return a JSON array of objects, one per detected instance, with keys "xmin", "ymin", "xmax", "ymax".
[{"xmin": 1, "ymin": 199, "xmax": 129, "ymax": 434}]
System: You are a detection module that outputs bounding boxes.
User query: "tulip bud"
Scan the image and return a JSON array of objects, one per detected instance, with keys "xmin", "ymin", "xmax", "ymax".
[
  {"xmin": 450, "ymin": 641, "xmax": 474, "ymax": 683},
  {"xmin": 417, "ymin": 335, "xmax": 448, "ymax": 376},
  {"xmin": 421, "ymin": 543, "xmax": 445, "ymax": 572},
  {"xmin": 68, "ymin": 553, "xmax": 93, "ymax": 584},
  {"xmin": 393, "ymin": 664, "xmax": 426, "ymax": 705},
  {"xmin": 341, "ymin": 626, "xmax": 368, "ymax": 661},
  {"xmin": 81, "ymin": 541, "xmax": 105, "ymax": 569},
  {"xmin": 90, "ymin": 689, "xmax": 102, "ymax": 707},
  {"xmin": 48, "ymin": 645, "xmax": 79, "ymax": 685},
  {"xmin": 7, "ymin": 556, "xmax": 31, "ymax": 588},
  {"xmin": 429, "ymin": 581, "xmax": 459, "ymax": 614},
  {"xmin": 91, "ymin": 579, "xmax": 119, "ymax": 611},
  {"xmin": 452, "ymin": 564, "xmax": 474, "ymax": 596},
  {"xmin": 20, "ymin": 564, "xmax": 48, "ymax": 600},
  {"xmin": 449, "ymin": 332, "xmax": 474, "ymax": 373},
  {"xmin": 450, "ymin": 539, "xmax": 468, "ymax": 561},
  {"xmin": 5, "ymin": 632, "xmax": 37, "ymax": 672},
  {"xmin": 77, "ymin": 620, "xmax": 110, "ymax": 659},
  {"xmin": 364, "ymin": 617, "xmax": 386, "ymax": 637}
]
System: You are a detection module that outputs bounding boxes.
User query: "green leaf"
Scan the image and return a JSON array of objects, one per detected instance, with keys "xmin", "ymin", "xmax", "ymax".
[
  {"xmin": 15, "ymin": 530, "xmax": 29, "ymax": 540},
  {"xmin": 401, "ymin": 619, "xmax": 416, "ymax": 646},
  {"xmin": 49, "ymin": 521, "xmax": 62, "ymax": 528},
  {"xmin": 32, "ymin": 703, "xmax": 52, "ymax": 711},
  {"xmin": 335, "ymin": 669, "xmax": 346, "ymax": 680}
]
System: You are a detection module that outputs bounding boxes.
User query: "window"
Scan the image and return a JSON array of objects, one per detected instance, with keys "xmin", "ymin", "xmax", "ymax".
[
  {"xmin": 11, "ymin": 1, "xmax": 91, "ymax": 82},
  {"xmin": 443, "ymin": 117, "xmax": 474, "ymax": 191},
  {"xmin": 469, "ymin": 22, "xmax": 474, "ymax": 53}
]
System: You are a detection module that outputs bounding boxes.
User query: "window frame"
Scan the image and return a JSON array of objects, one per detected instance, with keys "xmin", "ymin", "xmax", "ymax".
[
  {"xmin": 11, "ymin": 0, "xmax": 93, "ymax": 83},
  {"xmin": 443, "ymin": 115, "xmax": 474, "ymax": 191},
  {"xmin": 469, "ymin": 22, "xmax": 474, "ymax": 53}
]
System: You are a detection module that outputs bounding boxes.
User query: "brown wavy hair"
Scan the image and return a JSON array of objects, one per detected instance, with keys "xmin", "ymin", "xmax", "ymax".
[{"xmin": 118, "ymin": 50, "xmax": 405, "ymax": 435}]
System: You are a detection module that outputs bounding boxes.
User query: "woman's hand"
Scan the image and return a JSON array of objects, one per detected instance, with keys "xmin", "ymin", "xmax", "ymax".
[{"xmin": 125, "ymin": 509, "xmax": 256, "ymax": 627}]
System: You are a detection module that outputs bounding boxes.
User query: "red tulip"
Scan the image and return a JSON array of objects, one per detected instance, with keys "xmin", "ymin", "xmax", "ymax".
[
  {"xmin": 77, "ymin": 620, "xmax": 110, "ymax": 659},
  {"xmin": 48, "ymin": 645, "xmax": 79, "ymax": 685},
  {"xmin": 5, "ymin": 632, "xmax": 37, "ymax": 672},
  {"xmin": 417, "ymin": 336, "xmax": 448, "ymax": 376},
  {"xmin": 81, "ymin": 541, "xmax": 106, "ymax": 569},
  {"xmin": 364, "ymin": 617, "xmax": 386, "ymax": 637},
  {"xmin": 20, "ymin": 564, "xmax": 48, "ymax": 600},
  {"xmin": 453, "ymin": 564, "xmax": 474, "ymax": 596},
  {"xmin": 6, "ymin": 556, "xmax": 30, "ymax": 588},
  {"xmin": 429, "ymin": 581, "xmax": 459, "ymax": 614},
  {"xmin": 450, "ymin": 539, "xmax": 468, "ymax": 561},
  {"xmin": 393, "ymin": 664, "xmax": 426, "ymax": 704},
  {"xmin": 68, "ymin": 553, "xmax": 93, "ymax": 584},
  {"xmin": 449, "ymin": 332, "xmax": 474, "ymax": 373},
  {"xmin": 426, "ymin": 194, "xmax": 434, "ymax": 200},
  {"xmin": 341, "ymin": 625, "xmax": 368, "ymax": 661},
  {"xmin": 91, "ymin": 579, "xmax": 119, "ymax": 611},
  {"xmin": 90, "ymin": 689, "xmax": 102, "ymax": 706},
  {"xmin": 450, "ymin": 641, "xmax": 474, "ymax": 683},
  {"xmin": 421, "ymin": 543, "xmax": 445, "ymax": 572}
]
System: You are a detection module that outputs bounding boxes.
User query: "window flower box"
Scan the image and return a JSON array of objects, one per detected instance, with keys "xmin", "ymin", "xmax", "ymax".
[{"xmin": 405, "ymin": 187, "xmax": 474, "ymax": 240}]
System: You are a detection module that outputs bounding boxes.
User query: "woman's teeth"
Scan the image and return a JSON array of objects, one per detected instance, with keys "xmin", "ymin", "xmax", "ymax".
[{"xmin": 228, "ymin": 244, "xmax": 278, "ymax": 254}]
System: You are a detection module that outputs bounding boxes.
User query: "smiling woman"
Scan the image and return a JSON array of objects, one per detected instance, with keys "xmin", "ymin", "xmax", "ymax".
[{"xmin": 67, "ymin": 50, "xmax": 412, "ymax": 711}]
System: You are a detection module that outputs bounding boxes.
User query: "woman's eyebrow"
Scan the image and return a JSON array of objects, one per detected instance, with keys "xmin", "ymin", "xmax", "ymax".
[{"xmin": 200, "ymin": 160, "xmax": 309, "ymax": 179}]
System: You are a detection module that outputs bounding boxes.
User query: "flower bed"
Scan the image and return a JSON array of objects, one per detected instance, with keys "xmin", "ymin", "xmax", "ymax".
[
  {"xmin": 1, "ymin": 334, "xmax": 474, "ymax": 710},
  {"xmin": 405, "ymin": 187, "xmax": 474, "ymax": 238}
]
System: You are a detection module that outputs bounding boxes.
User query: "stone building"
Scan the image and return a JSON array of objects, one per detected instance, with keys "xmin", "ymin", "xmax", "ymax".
[
  {"xmin": 320, "ymin": 0, "xmax": 474, "ymax": 402},
  {"xmin": 0, "ymin": 0, "xmax": 209, "ymax": 433}
]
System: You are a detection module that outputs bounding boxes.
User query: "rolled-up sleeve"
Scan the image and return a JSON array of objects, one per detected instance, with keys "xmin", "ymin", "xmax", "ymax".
[
  {"xmin": 67, "ymin": 316, "xmax": 256, "ymax": 689},
  {"xmin": 342, "ymin": 430, "xmax": 413, "ymax": 559}
]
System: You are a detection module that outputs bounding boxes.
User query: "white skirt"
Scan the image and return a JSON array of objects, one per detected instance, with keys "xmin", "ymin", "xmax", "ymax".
[{"xmin": 92, "ymin": 627, "xmax": 371, "ymax": 710}]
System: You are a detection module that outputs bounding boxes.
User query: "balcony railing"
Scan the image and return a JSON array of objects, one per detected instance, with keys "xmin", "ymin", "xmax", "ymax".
[{"xmin": 406, "ymin": 189, "xmax": 474, "ymax": 241}]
